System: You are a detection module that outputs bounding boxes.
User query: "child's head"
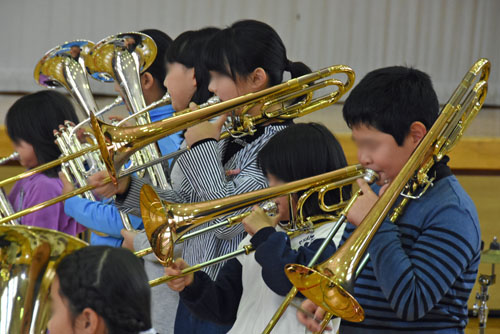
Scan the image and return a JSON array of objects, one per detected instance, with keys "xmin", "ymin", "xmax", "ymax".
[
  {"xmin": 5, "ymin": 90, "xmax": 79, "ymax": 176},
  {"xmin": 48, "ymin": 246, "xmax": 151, "ymax": 334},
  {"xmin": 258, "ymin": 123, "xmax": 350, "ymax": 221},
  {"xmin": 164, "ymin": 27, "xmax": 220, "ymax": 111},
  {"xmin": 139, "ymin": 29, "xmax": 173, "ymax": 100},
  {"xmin": 203, "ymin": 19, "xmax": 311, "ymax": 103},
  {"xmin": 343, "ymin": 66, "xmax": 439, "ymax": 185}
]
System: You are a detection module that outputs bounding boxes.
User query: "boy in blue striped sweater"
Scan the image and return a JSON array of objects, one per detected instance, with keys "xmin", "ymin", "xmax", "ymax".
[{"xmin": 298, "ymin": 66, "xmax": 481, "ymax": 334}]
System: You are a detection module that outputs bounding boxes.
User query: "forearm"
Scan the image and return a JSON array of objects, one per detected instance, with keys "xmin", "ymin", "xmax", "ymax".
[
  {"xmin": 64, "ymin": 197, "xmax": 125, "ymax": 237},
  {"xmin": 253, "ymin": 228, "xmax": 337, "ymax": 296},
  {"xmin": 180, "ymin": 259, "xmax": 242, "ymax": 325}
]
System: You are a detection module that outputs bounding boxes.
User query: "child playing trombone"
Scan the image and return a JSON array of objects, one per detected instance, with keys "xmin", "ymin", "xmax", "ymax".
[{"xmin": 165, "ymin": 123, "xmax": 349, "ymax": 333}]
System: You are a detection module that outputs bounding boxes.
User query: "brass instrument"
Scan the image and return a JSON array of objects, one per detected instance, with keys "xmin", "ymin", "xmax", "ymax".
[
  {"xmin": 0, "ymin": 225, "xmax": 87, "ymax": 333},
  {"xmin": 140, "ymin": 164, "xmax": 373, "ymax": 266},
  {"xmin": 86, "ymin": 32, "xmax": 171, "ymax": 190},
  {"xmin": 148, "ymin": 220, "xmax": 333, "ymax": 288},
  {"xmin": 0, "ymin": 152, "xmax": 19, "ymax": 165},
  {"xmin": 0, "ymin": 153, "xmax": 20, "ymax": 225},
  {"xmin": 0, "ymin": 65, "xmax": 353, "ymax": 224},
  {"xmin": 91, "ymin": 64, "xmax": 355, "ymax": 184},
  {"xmin": 284, "ymin": 58, "xmax": 490, "ymax": 322},
  {"xmin": 134, "ymin": 201, "xmax": 277, "ymax": 258},
  {"xmin": 34, "ymin": 39, "xmax": 135, "ymax": 230}
]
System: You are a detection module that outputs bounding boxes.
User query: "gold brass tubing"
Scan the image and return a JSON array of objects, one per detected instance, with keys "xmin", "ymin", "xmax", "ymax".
[
  {"xmin": 0, "ymin": 145, "xmax": 98, "ymax": 188},
  {"xmin": 149, "ymin": 245, "xmax": 254, "ymax": 287},
  {"xmin": 147, "ymin": 222, "xmax": 331, "ymax": 287}
]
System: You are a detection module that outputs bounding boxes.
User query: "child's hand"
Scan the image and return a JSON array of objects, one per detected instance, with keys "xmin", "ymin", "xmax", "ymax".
[
  {"xmin": 88, "ymin": 171, "xmax": 131, "ymax": 198},
  {"xmin": 347, "ymin": 178, "xmax": 390, "ymax": 226},
  {"xmin": 121, "ymin": 229, "xmax": 138, "ymax": 251},
  {"xmin": 164, "ymin": 258, "xmax": 193, "ymax": 292},
  {"xmin": 242, "ymin": 205, "xmax": 277, "ymax": 236},
  {"xmin": 58, "ymin": 171, "xmax": 74, "ymax": 195},
  {"xmin": 184, "ymin": 114, "xmax": 228, "ymax": 147},
  {"xmin": 296, "ymin": 299, "xmax": 329, "ymax": 332}
]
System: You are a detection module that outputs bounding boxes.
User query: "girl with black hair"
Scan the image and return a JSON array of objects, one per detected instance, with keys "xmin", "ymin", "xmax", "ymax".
[
  {"xmin": 91, "ymin": 20, "xmax": 311, "ymax": 334},
  {"xmin": 165, "ymin": 123, "xmax": 346, "ymax": 334},
  {"xmin": 48, "ymin": 246, "xmax": 154, "ymax": 334},
  {"xmin": 164, "ymin": 27, "xmax": 220, "ymax": 112},
  {"xmin": 6, "ymin": 90, "xmax": 84, "ymax": 236}
]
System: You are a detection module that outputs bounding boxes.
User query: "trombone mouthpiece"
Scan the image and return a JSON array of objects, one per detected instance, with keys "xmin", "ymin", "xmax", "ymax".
[{"xmin": 363, "ymin": 169, "xmax": 378, "ymax": 184}]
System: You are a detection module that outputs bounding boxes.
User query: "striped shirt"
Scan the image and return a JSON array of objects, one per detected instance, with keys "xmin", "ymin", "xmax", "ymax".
[
  {"xmin": 116, "ymin": 123, "xmax": 289, "ymax": 279},
  {"xmin": 339, "ymin": 174, "xmax": 480, "ymax": 334}
]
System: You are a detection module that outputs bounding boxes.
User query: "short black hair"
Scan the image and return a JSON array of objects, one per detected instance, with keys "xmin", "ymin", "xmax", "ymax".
[
  {"xmin": 343, "ymin": 66, "xmax": 439, "ymax": 145},
  {"xmin": 203, "ymin": 19, "xmax": 311, "ymax": 86},
  {"xmin": 56, "ymin": 246, "xmax": 151, "ymax": 334},
  {"xmin": 258, "ymin": 123, "xmax": 351, "ymax": 218},
  {"xmin": 140, "ymin": 29, "xmax": 173, "ymax": 93},
  {"xmin": 166, "ymin": 27, "xmax": 220, "ymax": 104},
  {"xmin": 5, "ymin": 90, "xmax": 79, "ymax": 177}
]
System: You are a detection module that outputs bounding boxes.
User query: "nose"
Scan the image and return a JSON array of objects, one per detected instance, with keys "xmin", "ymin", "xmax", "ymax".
[
  {"xmin": 208, "ymin": 78, "xmax": 216, "ymax": 94},
  {"xmin": 357, "ymin": 149, "xmax": 372, "ymax": 167},
  {"xmin": 163, "ymin": 75, "xmax": 168, "ymax": 90}
]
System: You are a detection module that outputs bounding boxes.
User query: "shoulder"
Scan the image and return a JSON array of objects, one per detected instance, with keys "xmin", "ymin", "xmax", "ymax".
[
  {"xmin": 26, "ymin": 174, "xmax": 62, "ymax": 194},
  {"xmin": 409, "ymin": 175, "xmax": 480, "ymax": 249}
]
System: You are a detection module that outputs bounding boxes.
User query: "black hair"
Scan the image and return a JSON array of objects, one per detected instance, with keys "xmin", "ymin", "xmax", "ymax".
[
  {"xmin": 166, "ymin": 27, "xmax": 220, "ymax": 104},
  {"xmin": 258, "ymin": 123, "xmax": 351, "ymax": 218},
  {"xmin": 343, "ymin": 66, "xmax": 439, "ymax": 145},
  {"xmin": 56, "ymin": 246, "xmax": 151, "ymax": 334},
  {"xmin": 5, "ymin": 90, "xmax": 79, "ymax": 177},
  {"xmin": 203, "ymin": 19, "xmax": 311, "ymax": 86},
  {"xmin": 140, "ymin": 29, "xmax": 173, "ymax": 94}
]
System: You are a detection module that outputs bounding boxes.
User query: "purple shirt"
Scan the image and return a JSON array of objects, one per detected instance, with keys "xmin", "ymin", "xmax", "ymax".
[{"xmin": 8, "ymin": 173, "xmax": 85, "ymax": 236}]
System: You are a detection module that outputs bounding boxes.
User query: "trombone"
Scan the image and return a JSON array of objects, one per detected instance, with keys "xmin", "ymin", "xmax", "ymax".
[
  {"xmin": 134, "ymin": 201, "xmax": 277, "ymax": 258},
  {"xmin": 90, "ymin": 64, "xmax": 355, "ymax": 184},
  {"xmin": 0, "ymin": 65, "xmax": 354, "ymax": 225},
  {"xmin": 140, "ymin": 164, "xmax": 374, "ymax": 266},
  {"xmin": 147, "ymin": 220, "xmax": 334, "ymax": 288},
  {"xmin": 283, "ymin": 58, "xmax": 490, "ymax": 322}
]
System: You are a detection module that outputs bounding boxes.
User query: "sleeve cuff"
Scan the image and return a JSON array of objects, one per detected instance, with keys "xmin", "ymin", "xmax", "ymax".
[{"xmin": 250, "ymin": 227, "xmax": 276, "ymax": 247}]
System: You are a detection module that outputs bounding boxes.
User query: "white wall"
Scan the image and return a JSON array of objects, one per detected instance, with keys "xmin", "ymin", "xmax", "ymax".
[{"xmin": 0, "ymin": 0, "xmax": 498, "ymax": 104}]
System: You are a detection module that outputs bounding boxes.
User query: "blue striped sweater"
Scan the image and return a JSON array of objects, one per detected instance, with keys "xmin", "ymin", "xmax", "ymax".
[{"xmin": 340, "ymin": 174, "xmax": 480, "ymax": 333}]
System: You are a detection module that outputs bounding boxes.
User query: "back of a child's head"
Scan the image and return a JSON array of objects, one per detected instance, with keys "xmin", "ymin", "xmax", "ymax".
[
  {"xmin": 5, "ymin": 90, "xmax": 79, "ymax": 176},
  {"xmin": 203, "ymin": 19, "xmax": 311, "ymax": 86},
  {"xmin": 140, "ymin": 29, "xmax": 173, "ymax": 94},
  {"xmin": 56, "ymin": 246, "xmax": 152, "ymax": 334},
  {"xmin": 258, "ymin": 123, "xmax": 350, "ymax": 217},
  {"xmin": 343, "ymin": 66, "xmax": 439, "ymax": 145},
  {"xmin": 166, "ymin": 27, "xmax": 221, "ymax": 104}
]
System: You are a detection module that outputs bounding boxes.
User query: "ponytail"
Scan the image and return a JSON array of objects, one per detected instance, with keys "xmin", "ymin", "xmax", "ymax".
[{"xmin": 285, "ymin": 60, "xmax": 312, "ymax": 79}]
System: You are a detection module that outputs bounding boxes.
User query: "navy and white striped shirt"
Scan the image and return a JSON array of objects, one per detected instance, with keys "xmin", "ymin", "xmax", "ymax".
[
  {"xmin": 339, "ymin": 174, "xmax": 480, "ymax": 334},
  {"xmin": 116, "ymin": 123, "xmax": 289, "ymax": 279}
]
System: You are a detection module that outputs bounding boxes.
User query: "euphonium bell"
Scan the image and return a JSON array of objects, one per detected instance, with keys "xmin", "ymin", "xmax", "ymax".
[
  {"xmin": 0, "ymin": 225, "xmax": 87, "ymax": 333},
  {"xmin": 284, "ymin": 58, "xmax": 490, "ymax": 322}
]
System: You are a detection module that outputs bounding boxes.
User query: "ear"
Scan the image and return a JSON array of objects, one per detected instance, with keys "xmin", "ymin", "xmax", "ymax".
[
  {"xmin": 249, "ymin": 67, "xmax": 268, "ymax": 90},
  {"xmin": 408, "ymin": 121, "xmax": 427, "ymax": 146},
  {"xmin": 188, "ymin": 67, "xmax": 196, "ymax": 87},
  {"xmin": 75, "ymin": 307, "xmax": 102, "ymax": 333},
  {"xmin": 140, "ymin": 72, "xmax": 155, "ymax": 91}
]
